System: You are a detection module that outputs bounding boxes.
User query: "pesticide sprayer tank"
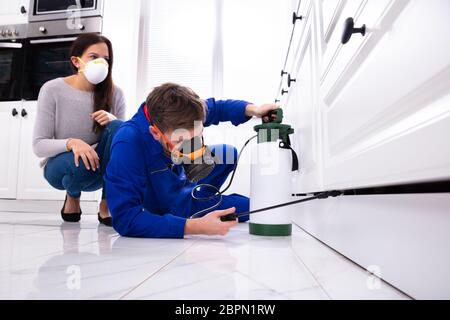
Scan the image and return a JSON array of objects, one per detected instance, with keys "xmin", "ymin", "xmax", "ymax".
[{"xmin": 249, "ymin": 109, "xmax": 296, "ymax": 237}]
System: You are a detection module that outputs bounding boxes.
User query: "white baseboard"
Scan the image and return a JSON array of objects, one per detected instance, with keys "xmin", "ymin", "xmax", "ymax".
[
  {"xmin": 289, "ymin": 193, "xmax": 450, "ymax": 300},
  {"xmin": 0, "ymin": 199, "xmax": 99, "ymax": 215}
]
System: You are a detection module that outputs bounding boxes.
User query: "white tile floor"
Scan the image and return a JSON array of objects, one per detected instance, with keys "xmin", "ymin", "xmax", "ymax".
[{"xmin": 0, "ymin": 211, "xmax": 410, "ymax": 300}]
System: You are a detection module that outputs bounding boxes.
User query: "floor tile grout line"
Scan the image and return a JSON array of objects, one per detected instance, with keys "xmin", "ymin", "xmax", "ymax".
[
  {"xmin": 232, "ymin": 268, "xmax": 322, "ymax": 300},
  {"xmin": 290, "ymin": 246, "xmax": 333, "ymax": 300},
  {"xmin": 0, "ymin": 222, "xmax": 100, "ymax": 229},
  {"xmin": 291, "ymin": 221, "xmax": 414, "ymax": 300},
  {"xmin": 289, "ymin": 225, "xmax": 333, "ymax": 300},
  {"xmin": 0, "ymin": 227, "xmax": 58, "ymax": 238},
  {"xmin": 118, "ymin": 240, "xmax": 199, "ymax": 300},
  {"xmin": 0, "ymin": 236, "xmax": 117, "ymax": 273}
]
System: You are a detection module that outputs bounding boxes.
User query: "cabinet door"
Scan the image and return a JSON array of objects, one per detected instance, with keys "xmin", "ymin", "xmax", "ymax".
[
  {"xmin": 0, "ymin": 0, "xmax": 29, "ymax": 25},
  {"xmin": 319, "ymin": 0, "xmax": 450, "ymax": 189},
  {"xmin": 0, "ymin": 102, "xmax": 21, "ymax": 199},
  {"xmin": 16, "ymin": 102, "xmax": 98, "ymax": 201},
  {"xmin": 285, "ymin": 11, "xmax": 323, "ymax": 193}
]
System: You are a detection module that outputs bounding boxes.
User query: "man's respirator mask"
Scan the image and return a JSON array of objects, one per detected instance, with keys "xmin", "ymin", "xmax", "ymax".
[{"xmin": 144, "ymin": 105, "xmax": 217, "ymax": 183}]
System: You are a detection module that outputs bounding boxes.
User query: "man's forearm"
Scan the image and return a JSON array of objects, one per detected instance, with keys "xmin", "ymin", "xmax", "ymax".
[
  {"xmin": 184, "ymin": 218, "xmax": 202, "ymax": 235},
  {"xmin": 245, "ymin": 104, "xmax": 257, "ymax": 118}
]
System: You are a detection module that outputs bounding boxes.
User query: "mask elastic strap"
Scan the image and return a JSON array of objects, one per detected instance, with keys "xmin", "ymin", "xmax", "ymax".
[{"xmin": 144, "ymin": 105, "xmax": 179, "ymax": 156}]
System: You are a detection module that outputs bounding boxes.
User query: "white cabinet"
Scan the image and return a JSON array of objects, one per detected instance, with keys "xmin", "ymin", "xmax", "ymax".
[
  {"xmin": 320, "ymin": 0, "xmax": 450, "ymax": 190},
  {"xmin": 284, "ymin": 1, "xmax": 323, "ymax": 193},
  {"xmin": 0, "ymin": 0, "xmax": 29, "ymax": 25},
  {"xmin": 16, "ymin": 101, "xmax": 67, "ymax": 200},
  {"xmin": 0, "ymin": 102, "xmax": 21, "ymax": 198},
  {"xmin": 282, "ymin": 0, "xmax": 450, "ymax": 299},
  {"xmin": 1, "ymin": 101, "xmax": 98, "ymax": 201},
  {"xmin": 284, "ymin": 0, "xmax": 450, "ymax": 193}
]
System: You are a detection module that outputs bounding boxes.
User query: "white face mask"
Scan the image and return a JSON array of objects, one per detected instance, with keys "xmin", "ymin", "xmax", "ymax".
[{"xmin": 77, "ymin": 57, "xmax": 109, "ymax": 85}]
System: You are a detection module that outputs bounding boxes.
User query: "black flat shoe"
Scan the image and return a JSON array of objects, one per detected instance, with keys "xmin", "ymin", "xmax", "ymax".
[
  {"xmin": 98, "ymin": 212, "xmax": 113, "ymax": 227},
  {"xmin": 61, "ymin": 195, "xmax": 82, "ymax": 223}
]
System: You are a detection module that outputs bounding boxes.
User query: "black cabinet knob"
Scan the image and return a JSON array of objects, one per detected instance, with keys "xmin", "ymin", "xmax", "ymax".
[
  {"xmin": 275, "ymin": 99, "xmax": 280, "ymax": 103},
  {"xmin": 281, "ymin": 70, "xmax": 288, "ymax": 77},
  {"xmin": 292, "ymin": 12, "xmax": 303, "ymax": 25},
  {"xmin": 341, "ymin": 17, "xmax": 366, "ymax": 45},
  {"xmin": 12, "ymin": 108, "xmax": 18, "ymax": 117},
  {"xmin": 288, "ymin": 74, "xmax": 297, "ymax": 88},
  {"xmin": 20, "ymin": 6, "xmax": 27, "ymax": 14},
  {"xmin": 21, "ymin": 109, "xmax": 28, "ymax": 117},
  {"xmin": 281, "ymin": 89, "xmax": 289, "ymax": 96}
]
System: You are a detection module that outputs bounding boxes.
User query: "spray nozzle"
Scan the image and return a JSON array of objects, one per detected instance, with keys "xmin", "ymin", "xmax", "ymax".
[{"xmin": 316, "ymin": 191, "xmax": 344, "ymax": 199}]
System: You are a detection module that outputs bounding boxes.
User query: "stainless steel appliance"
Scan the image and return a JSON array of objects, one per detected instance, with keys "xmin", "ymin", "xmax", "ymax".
[
  {"xmin": 0, "ymin": 24, "xmax": 27, "ymax": 102},
  {"xmin": 22, "ymin": 17, "xmax": 103, "ymax": 100},
  {"xmin": 29, "ymin": 0, "xmax": 104, "ymax": 22},
  {"xmin": 0, "ymin": 17, "xmax": 102, "ymax": 102}
]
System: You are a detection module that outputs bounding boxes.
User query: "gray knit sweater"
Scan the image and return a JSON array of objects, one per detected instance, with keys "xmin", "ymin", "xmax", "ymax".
[{"xmin": 32, "ymin": 78, "xmax": 127, "ymax": 167}]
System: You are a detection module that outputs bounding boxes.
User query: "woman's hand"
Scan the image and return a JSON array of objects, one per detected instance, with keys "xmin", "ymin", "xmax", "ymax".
[
  {"xmin": 245, "ymin": 103, "xmax": 279, "ymax": 122},
  {"xmin": 91, "ymin": 110, "xmax": 117, "ymax": 126},
  {"xmin": 185, "ymin": 207, "xmax": 238, "ymax": 236},
  {"xmin": 67, "ymin": 139, "xmax": 100, "ymax": 171}
]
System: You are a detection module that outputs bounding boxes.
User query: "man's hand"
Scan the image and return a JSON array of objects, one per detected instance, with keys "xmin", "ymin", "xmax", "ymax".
[
  {"xmin": 245, "ymin": 103, "xmax": 279, "ymax": 122},
  {"xmin": 185, "ymin": 207, "xmax": 238, "ymax": 236}
]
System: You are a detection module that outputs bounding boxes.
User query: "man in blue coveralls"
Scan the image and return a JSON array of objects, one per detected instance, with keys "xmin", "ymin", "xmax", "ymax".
[{"xmin": 105, "ymin": 83, "xmax": 277, "ymax": 238}]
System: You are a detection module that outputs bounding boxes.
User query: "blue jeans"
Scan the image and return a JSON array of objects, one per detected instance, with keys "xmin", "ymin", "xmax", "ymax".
[
  {"xmin": 190, "ymin": 144, "xmax": 250, "ymax": 222},
  {"xmin": 44, "ymin": 120, "xmax": 123, "ymax": 199}
]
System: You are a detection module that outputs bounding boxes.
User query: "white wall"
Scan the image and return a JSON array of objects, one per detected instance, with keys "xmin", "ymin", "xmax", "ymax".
[
  {"xmin": 122, "ymin": 0, "xmax": 292, "ymax": 197},
  {"xmin": 206, "ymin": 0, "xmax": 291, "ymax": 196},
  {"xmin": 102, "ymin": 0, "xmax": 142, "ymax": 118}
]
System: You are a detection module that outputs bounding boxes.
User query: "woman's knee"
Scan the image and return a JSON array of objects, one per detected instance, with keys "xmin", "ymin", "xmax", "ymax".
[
  {"xmin": 69, "ymin": 161, "xmax": 101, "ymax": 184},
  {"xmin": 44, "ymin": 152, "xmax": 74, "ymax": 189},
  {"xmin": 61, "ymin": 163, "xmax": 102, "ymax": 195},
  {"xmin": 47, "ymin": 154, "xmax": 99, "ymax": 186},
  {"xmin": 105, "ymin": 120, "xmax": 123, "ymax": 135}
]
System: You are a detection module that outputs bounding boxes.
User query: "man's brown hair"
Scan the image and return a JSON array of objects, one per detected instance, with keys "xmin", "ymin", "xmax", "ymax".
[{"xmin": 145, "ymin": 83, "xmax": 206, "ymax": 132}]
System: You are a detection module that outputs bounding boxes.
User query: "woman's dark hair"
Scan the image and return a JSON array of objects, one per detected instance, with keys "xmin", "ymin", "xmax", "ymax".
[{"xmin": 69, "ymin": 33, "xmax": 114, "ymax": 133}]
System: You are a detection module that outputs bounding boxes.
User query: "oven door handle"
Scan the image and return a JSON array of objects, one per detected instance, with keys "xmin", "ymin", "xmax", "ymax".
[
  {"xmin": 29, "ymin": 37, "xmax": 77, "ymax": 44},
  {"xmin": 0, "ymin": 43, "xmax": 23, "ymax": 49}
]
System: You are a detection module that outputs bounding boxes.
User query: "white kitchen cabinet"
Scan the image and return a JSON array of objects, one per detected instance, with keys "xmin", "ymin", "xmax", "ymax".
[
  {"xmin": 1, "ymin": 101, "xmax": 98, "ymax": 201},
  {"xmin": 16, "ymin": 101, "xmax": 66, "ymax": 200},
  {"xmin": 282, "ymin": 0, "xmax": 312, "ymax": 83},
  {"xmin": 285, "ymin": 0, "xmax": 450, "ymax": 193},
  {"xmin": 284, "ymin": 5, "xmax": 323, "ymax": 193},
  {"xmin": 291, "ymin": 192, "xmax": 450, "ymax": 299},
  {"xmin": 282, "ymin": 0, "xmax": 450, "ymax": 299},
  {"xmin": 320, "ymin": 0, "xmax": 450, "ymax": 190},
  {"xmin": 0, "ymin": 102, "xmax": 21, "ymax": 199},
  {"xmin": 16, "ymin": 101, "xmax": 99, "ymax": 201},
  {"xmin": 0, "ymin": 0, "xmax": 29, "ymax": 25}
]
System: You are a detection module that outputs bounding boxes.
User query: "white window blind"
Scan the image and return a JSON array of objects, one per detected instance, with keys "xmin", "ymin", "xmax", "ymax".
[
  {"xmin": 137, "ymin": 0, "xmax": 217, "ymax": 100},
  {"xmin": 222, "ymin": 0, "xmax": 291, "ymax": 104},
  {"xmin": 136, "ymin": 0, "xmax": 290, "ymax": 197}
]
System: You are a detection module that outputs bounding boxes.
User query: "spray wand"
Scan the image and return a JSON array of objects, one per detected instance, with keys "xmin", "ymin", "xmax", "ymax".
[{"xmin": 220, "ymin": 191, "xmax": 343, "ymax": 222}]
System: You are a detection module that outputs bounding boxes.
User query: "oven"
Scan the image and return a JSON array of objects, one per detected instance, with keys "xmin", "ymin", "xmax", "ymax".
[
  {"xmin": 29, "ymin": 0, "xmax": 104, "ymax": 22},
  {"xmin": 0, "ymin": 25, "xmax": 27, "ymax": 102},
  {"xmin": 22, "ymin": 17, "xmax": 103, "ymax": 100}
]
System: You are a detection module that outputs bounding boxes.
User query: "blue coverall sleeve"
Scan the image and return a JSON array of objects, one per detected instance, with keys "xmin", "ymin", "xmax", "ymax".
[
  {"xmin": 105, "ymin": 128, "xmax": 187, "ymax": 239},
  {"xmin": 204, "ymin": 98, "xmax": 252, "ymax": 127}
]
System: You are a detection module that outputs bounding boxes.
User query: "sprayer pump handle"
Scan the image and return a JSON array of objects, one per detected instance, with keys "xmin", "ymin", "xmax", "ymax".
[{"xmin": 263, "ymin": 109, "xmax": 284, "ymax": 124}]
